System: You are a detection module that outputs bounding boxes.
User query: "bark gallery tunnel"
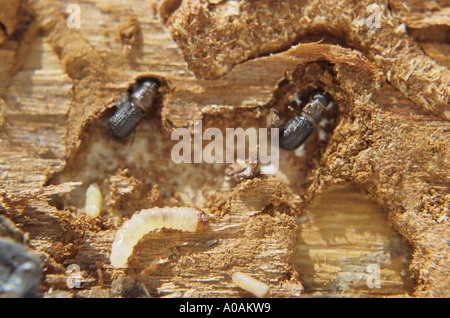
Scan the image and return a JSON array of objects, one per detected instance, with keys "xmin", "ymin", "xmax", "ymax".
[{"xmin": 0, "ymin": 0, "xmax": 449, "ymax": 298}]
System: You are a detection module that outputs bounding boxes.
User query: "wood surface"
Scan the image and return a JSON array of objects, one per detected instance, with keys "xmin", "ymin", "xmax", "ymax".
[{"xmin": 0, "ymin": 0, "xmax": 448, "ymax": 297}]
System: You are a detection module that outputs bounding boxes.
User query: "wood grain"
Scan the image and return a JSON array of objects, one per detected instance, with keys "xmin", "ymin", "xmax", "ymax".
[
  {"xmin": 0, "ymin": 0, "xmax": 448, "ymax": 297},
  {"xmin": 295, "ymin": 185, "xmax": 415, "ymax": 297}
]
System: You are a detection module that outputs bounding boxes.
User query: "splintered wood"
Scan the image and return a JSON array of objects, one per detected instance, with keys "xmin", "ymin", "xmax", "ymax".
[{"xmin": 0, "ymin": 0, "xmax": 449, "ymax": 298}]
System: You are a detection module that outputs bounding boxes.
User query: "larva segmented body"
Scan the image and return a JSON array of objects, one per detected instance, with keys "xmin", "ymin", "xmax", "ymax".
[
  {"xmin": 110, "ymin": 207, "xmax": 207, "ymax": 268},
  {"xmin": 84, "ymin": 183, "xmax": 103, "ymax": 218},
  {"xmin": 232, "ymin": 272, "xmax": 271, "ymax": 298}
]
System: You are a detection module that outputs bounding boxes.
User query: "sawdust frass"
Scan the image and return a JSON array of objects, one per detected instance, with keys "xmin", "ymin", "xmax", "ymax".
[{"xmin": 0, "ymin": 0, "xmax": 448, "ymax": 298}]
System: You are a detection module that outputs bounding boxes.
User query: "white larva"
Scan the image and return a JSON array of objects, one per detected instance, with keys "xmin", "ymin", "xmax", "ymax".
[
  {"xmin": 232, "ymin": 272, "xmax": 271, "ymax": 298},
  {"xmin": 109, "ymin": 207, "xmax": 207, "ymax": 268},
  {"xmin": 84, "ymin": 183, "xmax": 103, "ymax": 218}
]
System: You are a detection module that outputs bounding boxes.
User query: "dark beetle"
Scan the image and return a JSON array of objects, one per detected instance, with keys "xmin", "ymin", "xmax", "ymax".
[
  {"xmin": 279, "ymin": 92, "xmax": 330, "ymax": 151},
  {"xmin": 0, "ymin": 237, "xmax": 42, "ymax": 297},
  {"xmin": 109, "ymin": 81, "xmax": 159, "ymax": 138}
]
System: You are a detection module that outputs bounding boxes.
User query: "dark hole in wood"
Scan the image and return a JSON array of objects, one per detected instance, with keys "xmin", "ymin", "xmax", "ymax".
[{"xmin": 0, "ymin": 21, "xmax": 8, "ymax": 36}]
